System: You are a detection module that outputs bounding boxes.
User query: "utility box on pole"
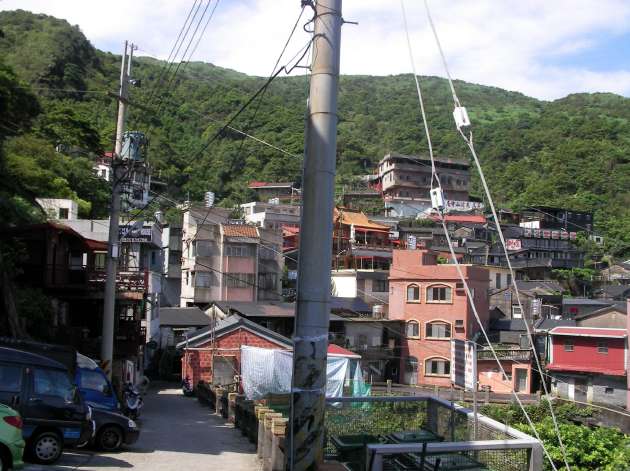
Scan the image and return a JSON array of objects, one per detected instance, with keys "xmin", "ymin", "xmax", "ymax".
[{"xmin": 289, "ymin": 1, "xmax": 342, "ymax": 469}]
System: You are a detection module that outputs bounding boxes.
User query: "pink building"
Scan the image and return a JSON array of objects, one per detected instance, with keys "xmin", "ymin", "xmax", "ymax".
[{"xmin": 389, "ymin": 249, "xmax": 489, "ymax": 387}]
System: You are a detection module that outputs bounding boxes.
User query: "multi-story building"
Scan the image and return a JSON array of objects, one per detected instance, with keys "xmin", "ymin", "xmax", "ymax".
[
  {"xmin": 377, "ymin": 153, "xmax": 470, "ymax": 217},
  {"xmin": 240, "ymin": 201, "xmax": 300, "ymax": 231},
  {"xmin": 388, "ymin": 249, "xmax": 489, "ymax": 387},
  {"xmin": 467, "ymin": 225, "xmax": 584, "ymax": 279},
  {"xmin": 520, "ymin": 206, "xmax": 593, "ymax": 233},
  {"xmin": 180, "ymin": 205, "xmax": 283, "ymax": 307},
  {"xmin": 63, "ymin": 217, "xmax": 164, "ymax": 350},
  {"xmin": 546, "ymin": 326, "xmax": 627, "ymax": 407},
  {"xmin": 161, "ymin": 219, "xmax": 183, "ymax": 307},
  {"xmin": 247, "ymin": 181, "xmax": 299, "ymax": 203},
  {"xmin": 36, "ymin": 198, "xmax": 79, "ymax": 221}
]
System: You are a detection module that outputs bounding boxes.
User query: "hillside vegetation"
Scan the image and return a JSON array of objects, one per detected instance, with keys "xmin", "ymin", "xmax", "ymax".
[{"xmin": 0, "ymin": 10, "xmax": 628, "ymax": 255}]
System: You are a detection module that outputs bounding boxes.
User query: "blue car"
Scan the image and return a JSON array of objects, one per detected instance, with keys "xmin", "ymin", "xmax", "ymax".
[{"xmin": 75, "ymin": 355, "xmax": 119, "ymax": 412}]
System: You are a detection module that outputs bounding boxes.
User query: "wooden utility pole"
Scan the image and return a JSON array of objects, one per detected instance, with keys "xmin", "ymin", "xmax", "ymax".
[
  {"xmin": 288, "ymin": 0, "xmax": 342, "ymax": 469},
  {"xmin": 101, "ymin": 40, "xmax": 132, "ymax": 379}
]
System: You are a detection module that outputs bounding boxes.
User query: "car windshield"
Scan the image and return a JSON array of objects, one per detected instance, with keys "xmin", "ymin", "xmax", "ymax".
[
  {"xmin": 33, "ymin": 368, "xmax": 74, "ymax": 402},
  {"xmin": 79, "ymin": 370, "xmax": 110, "ymax": 395}
]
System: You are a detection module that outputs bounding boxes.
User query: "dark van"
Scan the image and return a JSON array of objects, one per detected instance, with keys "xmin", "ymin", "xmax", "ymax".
[{"xmin": 0, "ymin": 347, "xmax": 92, "ymax": 464}]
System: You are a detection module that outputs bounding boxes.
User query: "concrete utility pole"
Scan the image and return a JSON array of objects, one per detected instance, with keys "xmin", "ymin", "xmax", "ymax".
[
  {"xmin": 101, "ymin": 40, "xmax": 131, "ymax": 379},
  {"xmin": 289, "ymin": 1, "xmax": 342, "ymax": 469}
]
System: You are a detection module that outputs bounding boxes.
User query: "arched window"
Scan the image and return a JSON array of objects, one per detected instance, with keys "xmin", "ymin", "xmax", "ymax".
[
  {"xmin": 425, "ymin": 357, "xmax": 451, "ymax": 377},
  {"xmin": 426, "ymin": 284, "xmax": 452, "ymax": 303},
  {"xmin": 425, "ymin": 321, "xmax": 452, "ymax": 339},
  {"xmin": 407, "ymin": 284, "xmax": 420, "ymax": 302},
  {"xmin": 406, "ymin": 320, "xmax": 419, "ymax": 338}
]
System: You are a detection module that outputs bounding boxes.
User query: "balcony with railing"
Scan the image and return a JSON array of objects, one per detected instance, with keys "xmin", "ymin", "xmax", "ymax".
[{"xmin": 477, "ymin": 348, "xmax": 532, "ymax": 362}]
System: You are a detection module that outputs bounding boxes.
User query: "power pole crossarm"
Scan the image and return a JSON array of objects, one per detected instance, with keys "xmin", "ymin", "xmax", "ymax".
[
  {"xmin": 289, "ymin": 1, "xmax": 342, "ymax": 469},
  {"xmin": 101, "ymin": 40, "xmax": 131, "ymax": 379}
]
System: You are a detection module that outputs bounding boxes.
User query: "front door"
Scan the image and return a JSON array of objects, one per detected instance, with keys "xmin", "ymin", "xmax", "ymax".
[
  {"xmin": 515, "ymin": 369, "xmax": 528, "ymax": 393},
  {"xmin": 0, "ymin": 362, "xmax": 25, "ymax": 411},
  {"xmin": 23, "ymin": 367, "xmax": 84, "ymax": 441},
  {"xmin": 574, "ymin": 377, "xmax": 588, "ymax": 402},
  {"xmin": 212, "ymin": 356, "xmax": 236, "ymax": 386}
]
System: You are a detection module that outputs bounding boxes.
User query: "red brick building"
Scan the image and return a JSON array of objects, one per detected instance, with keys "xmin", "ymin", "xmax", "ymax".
[
  {"xmin": 388, "ymin": 249, "xmax": 489, "ymax": 387},
  {"xmin": 178, "ymin": 315, "xmax": 291, "ymax": 387}
]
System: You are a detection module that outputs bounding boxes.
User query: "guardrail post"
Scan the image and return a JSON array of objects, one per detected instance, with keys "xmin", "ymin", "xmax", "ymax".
[{"xmin": 529, "ymin": 442, "xmax": 543, "ymax": 471}]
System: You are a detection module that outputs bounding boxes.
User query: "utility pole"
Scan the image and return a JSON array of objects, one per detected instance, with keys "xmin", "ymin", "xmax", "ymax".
[
  {"xmin": 101, "ymin": 40, "xmax": 132, "ymax": 379},
  {"xmin": 289, "ymin": 1, "xmax": 342, "ymax": 469}
]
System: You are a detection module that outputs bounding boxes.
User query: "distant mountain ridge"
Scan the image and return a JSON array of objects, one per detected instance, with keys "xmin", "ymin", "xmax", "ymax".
[{"xmin": 1, "ymin": 9, "xmax": 628, "ymax": 254}]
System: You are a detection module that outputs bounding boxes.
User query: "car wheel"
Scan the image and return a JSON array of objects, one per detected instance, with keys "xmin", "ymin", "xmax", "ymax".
[
  {"xmin": 97, "ymin": 425, "xmax": 123, "ymax": 451},
  {"xmin": 29, "ymin": 431, "xmax": 63, "ymax": 464}
]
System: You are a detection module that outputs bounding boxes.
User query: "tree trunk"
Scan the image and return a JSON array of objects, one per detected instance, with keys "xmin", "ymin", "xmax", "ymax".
[{"xmin": 0, "ymin": 251, "xmax": 27, "ymax": 339}]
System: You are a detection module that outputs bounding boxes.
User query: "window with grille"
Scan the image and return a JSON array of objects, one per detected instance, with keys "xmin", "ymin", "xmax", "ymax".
[
  {"xmin": 512, "ymin": 305, "xmax": 523, "ymax": 318},
  {"xmin": 373, "ymin": 279, "xmax": 389, "ymax": 293},
  {"xmin": 597, "ymin": 341, "xmax": 608, "ymax": 354},
  {"xmin": 225, "ymin": 244, "xmax": 253, "ymax": 257},
  {"xmin": 407, "ymin": 284, "xmax": 420, "ymax": 302},
  {"xmin": 195, "ymin": 272, "xmax": 214, "ymax": 288},
  {"xmin": 425, "ymin": 358, "xmax": 450, "ymax": 376},
  {"xmin": 563, "ymin": 340, "xmax": 574, "ymax": 352},
  {"xmin": 226, "ymin": 273, "xmax": 254, "ymax": 288},
  {"xmin": 426, "ymin": 285, "xmax": 451, "ymax": 303},
  {"xmin": 425, "ymin": 321, "xmax": 451, "ymax": 339},
  {"xmin": 406, "ymin": 320, "xmax": 419, "ymax": 338}
]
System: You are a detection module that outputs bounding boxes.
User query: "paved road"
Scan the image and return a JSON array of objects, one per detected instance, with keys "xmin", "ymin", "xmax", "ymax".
[{"xmin": 24, "ymin": 387, "xmax": 260, "ymax": 471}]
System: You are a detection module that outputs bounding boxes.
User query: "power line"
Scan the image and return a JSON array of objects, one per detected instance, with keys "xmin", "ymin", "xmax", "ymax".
[
  {"xmin": 400, "ymin": 1, "xmax": 559, "ymax": 468},
  {"xmin": 419, "ymin": 0, "xmax": 572, "ymax": 469}
]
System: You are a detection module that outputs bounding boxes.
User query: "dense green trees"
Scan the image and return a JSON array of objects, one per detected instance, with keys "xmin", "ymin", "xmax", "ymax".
[
  {"xmin": 0, "ymin": 10, "xmax": 628, "ymax": 256},
  {"xmin": 480, "ymin": 401, "xmax": 630, "ymax": 471}
]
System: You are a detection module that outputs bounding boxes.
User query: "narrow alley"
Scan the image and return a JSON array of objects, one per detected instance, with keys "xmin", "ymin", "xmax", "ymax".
[{"xmin": 24, "ymin": 386, "xmax": 260, "ymax": 471}]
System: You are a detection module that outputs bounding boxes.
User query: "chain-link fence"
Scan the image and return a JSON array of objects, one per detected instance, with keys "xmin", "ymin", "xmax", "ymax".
[{"xmin": 324, "ymin": 396, "xmax": 539, "ymax": 471}]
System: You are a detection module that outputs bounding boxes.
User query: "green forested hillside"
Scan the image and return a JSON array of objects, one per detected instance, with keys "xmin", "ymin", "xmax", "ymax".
[{"xmin": 1, "ymin": 10, "xmax": 629, "ymax": 254}]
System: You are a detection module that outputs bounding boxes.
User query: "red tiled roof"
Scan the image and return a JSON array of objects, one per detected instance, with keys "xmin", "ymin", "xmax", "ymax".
[
  {"xmin": 222, "ymin": 224, "xmax": 259, "ymax": 238},
  {"xmin": 327, "ymin": 344, "xmax": 361, "ymax": 358},
  {"xmin": 283, "ymin": 226, "xmax": 300, "ymax": 236},
  {"xmin": 547, "ymin": 363, "xmax": 626, "ymax": 376},
  {"xmin": 549, "ymin": 327, "xmax": 626, "ymax": 338},
  {"xmin": 84, "ymin": 238, "xmax": 108, "ymax": 251},
  {"xmin": 429, "ymin": 214, "xmax": 486, "ymax": 224}
]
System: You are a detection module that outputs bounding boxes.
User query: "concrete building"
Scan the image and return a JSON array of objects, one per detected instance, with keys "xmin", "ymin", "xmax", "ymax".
[
  {"xmin": 331, "ymin": 269, "xmax": 389, "ymax": 309},
  {"xmin": 377, "ymin": 153, "xmax": 470, "ymax": 217},
  {"xmin": 388, "ymin": 249, "xmax": 489, "ymax": 387},
  {"xmin": 161, "ymin": 221, "xmax": 183, "ymax": 307},
  {"xmin": 36, "ymin": 198, "xmax": 79, "ymax": 221},
  {"xmin": 240, "ymin": 201, "xmax": 300, "ymax": 231},
  {"xmin": 63, "ymin": 218, "xmax": 164, "ymax": 347},
  {"xmin": 180, "ymin": 206, "xmax": 283, "ymax": 307},
  {"xmin": 247, "ymin": 181, "xmax": 299, "ymax": 203},
  {"xmin": 547, "ymin": 326, "xmax": 627, "ymax": 407}
]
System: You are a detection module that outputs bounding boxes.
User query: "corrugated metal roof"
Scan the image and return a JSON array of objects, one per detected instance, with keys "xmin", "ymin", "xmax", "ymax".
[
  {"xmin": 548, "ymin": 326, "xmax": 626, "ymax": 338},
  {"xmin": 221, "ymin": 224, "xmax": 259, "ymax": 238},
  {"xmin": 160, "ymin": 307, "xmax": 211, "ymax": 327}
]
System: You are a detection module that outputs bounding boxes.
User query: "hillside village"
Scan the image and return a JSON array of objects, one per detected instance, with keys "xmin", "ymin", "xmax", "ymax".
[{"xmin": 1, "ymin": 5, "xmax": 630, "ymax": 471}]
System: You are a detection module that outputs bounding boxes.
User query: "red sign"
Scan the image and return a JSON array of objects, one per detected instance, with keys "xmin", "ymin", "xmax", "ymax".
[{"xmin": 506, "ymin": 239, "xmax": 522, "ymax": 251}]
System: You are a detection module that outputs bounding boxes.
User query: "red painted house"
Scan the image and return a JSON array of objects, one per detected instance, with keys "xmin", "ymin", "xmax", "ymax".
[
  {"xmin": 388, "ymin": 249, "xmax": 489, "ymax": 387},
  {"xmin": 547, "ymin": 326, "xmax": 627, "ymax": 407}
]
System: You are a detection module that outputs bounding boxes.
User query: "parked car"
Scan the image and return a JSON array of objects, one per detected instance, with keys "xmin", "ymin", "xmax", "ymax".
[
  {"xmin": 89, "ymin": 407, "xmax": 139, "ymax": 451},
  {"xmin": 0, "ymin": 347, "xmax": 93, "ymax": 465},
  {"xmin": 0, "ymin": 339, "xmax": 118, "ymax": 412},
  {"xmin": 0, "ymin": 403, "xmax": 25, "ymax": 471}
]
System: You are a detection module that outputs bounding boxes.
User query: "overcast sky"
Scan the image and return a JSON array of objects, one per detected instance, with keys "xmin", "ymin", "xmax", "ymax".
[{"xmin": 2, "ymin": 0, "xmax": 630, "ymax": 100}]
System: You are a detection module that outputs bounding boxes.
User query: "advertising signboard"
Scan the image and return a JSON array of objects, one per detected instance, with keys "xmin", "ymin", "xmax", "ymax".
[
  {"xmin": 506, "ymin": 239, "xmax": 522, "ymax": 251},
  {"xmin": 451, "ymin": 339, "xmax": 477, "ymax": 391}
]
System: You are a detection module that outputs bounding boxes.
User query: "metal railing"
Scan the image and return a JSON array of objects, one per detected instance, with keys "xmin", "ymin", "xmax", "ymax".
[
  {"xmin": 324, "ymin": 395, "xmax": 542, "ymax": 471},
  {"xmin": 477, "ymin": 349, "xmax": 532, "ymax": 362}
]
